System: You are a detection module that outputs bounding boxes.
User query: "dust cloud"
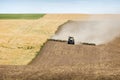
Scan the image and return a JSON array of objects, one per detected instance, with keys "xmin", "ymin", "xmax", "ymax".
[{"xmin": 51, "ymin": 16, "xmax": 120, "ymax": 45}]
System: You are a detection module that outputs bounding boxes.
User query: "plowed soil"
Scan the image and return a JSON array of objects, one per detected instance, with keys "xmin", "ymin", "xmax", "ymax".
[{"xmin": 0, "ymin": 37, "xmax": 120, "ymax": 80}]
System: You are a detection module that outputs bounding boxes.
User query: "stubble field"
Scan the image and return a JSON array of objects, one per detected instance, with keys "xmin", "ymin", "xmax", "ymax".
[{"xmin": 0, "ymin": 14, "xmax": 89, "ymax": 65}]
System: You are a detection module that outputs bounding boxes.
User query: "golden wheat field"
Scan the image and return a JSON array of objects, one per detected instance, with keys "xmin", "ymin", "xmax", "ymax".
[{"xmin": 0, "ymin": 14, "xmax": 118, "ymax": 65}]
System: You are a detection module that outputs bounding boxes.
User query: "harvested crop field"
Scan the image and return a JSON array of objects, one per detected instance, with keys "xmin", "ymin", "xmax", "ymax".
[
  {"xmin": 0, "ymin": 14, "xmax": 91, "ymax": 65},
  {"xmin": 0, "ymin": 14, "xmax": 120, "ymax": 80}
]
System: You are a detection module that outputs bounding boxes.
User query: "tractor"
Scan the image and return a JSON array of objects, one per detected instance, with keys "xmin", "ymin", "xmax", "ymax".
[{"xmin": 68, "ymin": 37, "xmax": 75, "ymax": 45}]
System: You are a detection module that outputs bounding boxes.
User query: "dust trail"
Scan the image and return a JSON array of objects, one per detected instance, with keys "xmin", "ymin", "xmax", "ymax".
[{"xmin": 51, "ymin": 16, "xmax": 120, "ymax": 45}]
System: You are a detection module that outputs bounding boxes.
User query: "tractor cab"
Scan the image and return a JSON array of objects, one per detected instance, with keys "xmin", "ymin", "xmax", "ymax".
[{"xmin": 68, "ymin": 37, "xmax": 75, "ymax": 45}]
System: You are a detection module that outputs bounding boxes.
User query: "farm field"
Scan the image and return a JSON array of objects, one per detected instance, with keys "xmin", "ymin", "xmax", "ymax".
[
  {"xmin": 0, "ymin": 14, "xmax": 45, "ymax": 19},
  {"xmin": 0, "ymin": 14, "xmax": 120, "ymax": 79},
  {"xmin": 0, "ymin": 28, "xmax": 120, "ymax": 80},
  {"xmin": 0, "ymin": 14, "xmax": 90, "ymax": 65},
  {"xmin": 0, "ymin": 14, "xmax": 119, "ymax": 65}
]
